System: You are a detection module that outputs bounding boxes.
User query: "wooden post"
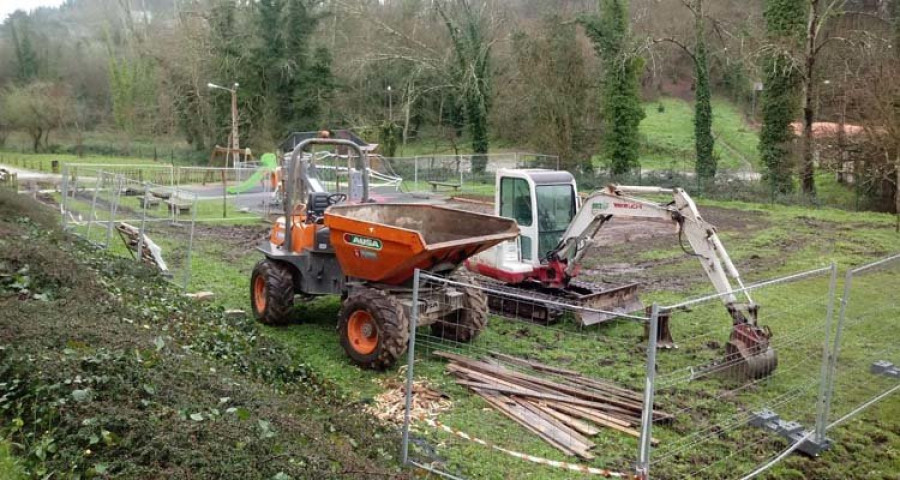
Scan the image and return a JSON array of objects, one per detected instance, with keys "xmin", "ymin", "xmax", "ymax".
[{"xmin": 221, "ymin": 170, "xmax": 227, "ymax": 218}]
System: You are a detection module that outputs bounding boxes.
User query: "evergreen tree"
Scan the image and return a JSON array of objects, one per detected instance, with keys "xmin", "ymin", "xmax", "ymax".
[
  {"xmin": 437, "ymin": 1, "xmax": 493, "ymax": 174},
  {"xmin": 8, "ymin": 13, "xmax": 40, "ymax": 83},
  {"xmin": 580, "ymin": 0, "xmax": 645, "ymax": 176},
  {"xmin": 693, "ymin": 0, "xmax": 716, "ymax": 182},
  {"xmin": 759, "ymin": 0, "xmax": 806, "ymax": 194}
]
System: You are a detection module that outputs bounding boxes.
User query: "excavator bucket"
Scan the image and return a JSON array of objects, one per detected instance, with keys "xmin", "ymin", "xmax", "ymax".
[{"xmin": 724, "ymin": 323, "xmax": 778, "ymax": 380}]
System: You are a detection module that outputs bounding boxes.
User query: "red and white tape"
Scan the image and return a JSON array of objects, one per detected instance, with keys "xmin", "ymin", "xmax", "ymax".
[{"xmin": 422, "ymin": 418, "xmax": 638, "ymax": 478}]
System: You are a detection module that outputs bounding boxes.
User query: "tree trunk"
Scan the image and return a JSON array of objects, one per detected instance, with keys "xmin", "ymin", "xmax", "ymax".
[
  {"xmin": 30, "ymin": 128, "xmax": 42, "ymax": 152},
  {"xmin": 403, "ymin": 80, "xmax": 413, "ymax": 149},
  {"xmin": 895, "ymin": 152, "xmax": 899, "ymax": 231},
  {"xmin": 800, "ymin": 0, "xmax": 819, "ymax": 196}
]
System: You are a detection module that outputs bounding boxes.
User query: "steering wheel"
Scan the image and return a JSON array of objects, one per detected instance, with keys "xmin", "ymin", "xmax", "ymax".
[{"xmin": 327, "ymin": 193, "xmax": 348, "ymax": 206}]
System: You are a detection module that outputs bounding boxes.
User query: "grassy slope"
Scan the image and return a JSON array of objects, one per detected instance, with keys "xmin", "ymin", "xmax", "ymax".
[
  {"xmin": 168, "ymin": 196, "xmax": 900, "ymax": 479},
  {"xmin": 0, "ymin": 441, "xmax": 26, "ymax": 480},
  {"xmin": 639, "ymin": 97, "xmax": 759, "ymax": 172},
  {"xmin": 0, "ymin": 190, "xmax": 402, "ymax": 479}
]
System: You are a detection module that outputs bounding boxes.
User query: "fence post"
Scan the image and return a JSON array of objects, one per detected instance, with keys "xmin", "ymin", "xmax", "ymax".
[
  {"xmin": 136, "ymin": 182, "xmax": 150, "ymax": 263},
  {"xmin": 61, "ymin": 164, "xmax": 70, "ymax": 229},
  {"xmin": 637, "ymin": 304, "xmax": 660, "ymax": 480},
  {"xmin": 401, "ymin": 268, "xmax": 422, "ymax": 465},
  {"xmin": 221, "ymin": 170, "xmax": 228, "ymax": 218},
  {"xmin": 413, "ymin": 156, "xmax": 419, "ymax": 190},
  {"xmin": 819, "ymin": 268, "xmax": 854, "ymax": 434},
  {"xmin": 169, "ymin": 166, "xmax": 177, "ymax": 224},
  {"xmin": 813, "ymin": 263, "xmax": 839, "ymax": 443},
  {"xmin": 105, "ymin": 175, "xmax": 123, "ymax": 249},
  {"xmin": 182, "ymin": 195, "xmax": 198, "ymax": 292},
  {"xmin": 85, "ymin": 170, "xmax": 104, "ymax": 241}
]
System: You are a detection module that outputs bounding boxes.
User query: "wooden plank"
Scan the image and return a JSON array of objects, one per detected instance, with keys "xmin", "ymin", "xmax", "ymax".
[
  {"xmin": 512, "ymin": 397, "xmax": 595, "ymax": 451},
  {"xmin": 447, "ymin": 362, "xmax": 643, "ymax": 422},
  {"xmin": 473, "ymin": 389, "xmax": 582, "ymax": 458},
  {"xmin": 455, "ymin": 379, "xmax": 639, "ymax": 419},
  {"xmin": 546, "ymin": 403, "xmax": 659, "ymax": 445},
  {"xmin": 436, "ymin": 351, "xmax": 645, "ymax": 413},
  {"xmin": 489, "ymin": 351, "xmax": 582, "ymax": 377},
  {"xmin": 532, "ymin": 402, "xmax": 601, "ymax": 436},
  {"xmin": 544, "ymin": 401, "xmax": 633, "ymax": 428}
]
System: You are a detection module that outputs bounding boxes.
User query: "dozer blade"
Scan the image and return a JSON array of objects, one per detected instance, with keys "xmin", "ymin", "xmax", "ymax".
[
  {"xmin": 570, "ymin": 281, "xmax": 644, "ymax": 326},
  {"xmin": 477, "ymin": 278, "xmax": 643, "ymax": 326}
]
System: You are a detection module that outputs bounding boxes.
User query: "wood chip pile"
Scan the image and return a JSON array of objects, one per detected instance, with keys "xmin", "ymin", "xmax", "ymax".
[
  {"xmin": 367, "ymin": 378, "xmax": 451, "ymax": 425},
  {"xmin": 436, "ymin": 351, "xmax": 672, "ymax": 460}
]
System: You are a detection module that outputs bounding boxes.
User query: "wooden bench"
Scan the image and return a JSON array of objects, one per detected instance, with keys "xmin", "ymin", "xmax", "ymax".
[
  {"xmin": 165, "ymin": 200, "xmax": 192, "ymax": 214},
  {"xmin": 123, "ymin": 186, "xmax": 146, "ymax": 197},
  {"xmin": 150, "ymin": 188, "xmax": 173, "ymax": 200},
  {"xmin": 428, "ymin": 180, "xmax": 462, "ymax": 192},
  {"xmin": 138, "ymin": 196, "xmax": 161, "ymax": 208}
]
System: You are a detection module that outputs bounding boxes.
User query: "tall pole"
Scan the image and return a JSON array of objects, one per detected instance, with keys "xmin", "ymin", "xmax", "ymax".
[
  {"xmin": 231, "ymin": 84, "xmax": 239, "ymax": 168},
  {"xmin": 208, "ymin": 82, "xmax": 240, "ymax": 168},
  {"xmin": 387, "ymin": 85, "xmax": 393, "ymax": 122}
]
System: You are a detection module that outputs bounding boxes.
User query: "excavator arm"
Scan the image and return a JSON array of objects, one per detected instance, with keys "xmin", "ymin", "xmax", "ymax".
[
  {"xmin": 553, "ymin": 185, "xmax": 751, "ymax": 311},
  {"xmin": 550, "ymin": 184, "xmax": 776, "ymax": 378}
]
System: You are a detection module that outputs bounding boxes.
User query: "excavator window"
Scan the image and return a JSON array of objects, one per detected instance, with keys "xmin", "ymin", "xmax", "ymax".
[
  {"xmin": 499, "ymin": 177, "xmax": 533, "ymax": 227},
  {"xmin": 536, "ymin": 184, "xmax": 575, "ymax": 259}
]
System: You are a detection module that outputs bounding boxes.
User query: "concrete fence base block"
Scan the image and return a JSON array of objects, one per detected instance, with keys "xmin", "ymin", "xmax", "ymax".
[{"xmin": 750, "ymin": 409, "xmax": 832, "ymax": 457}]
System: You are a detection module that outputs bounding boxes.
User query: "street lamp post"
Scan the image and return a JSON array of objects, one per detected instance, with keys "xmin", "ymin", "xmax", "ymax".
[
  {"xmin": 207, "ymin": 82, "xmax": 240, "ymax": 168},
  {"xmin": 387, "ymin": 85, "xmax": 393, "ymax": 122}
]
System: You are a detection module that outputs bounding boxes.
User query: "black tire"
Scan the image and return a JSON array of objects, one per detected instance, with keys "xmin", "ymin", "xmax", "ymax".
[
  {"xmin": 339, "ymin": 288, "xmax": 409, "ymax": 370},
  {"xmin": 250, "ymin": 259, "xmax": 296, "ymax": 326},
  {"xmin": 431, "ymin": 269, "xmax": 489, "ymax": 343}
]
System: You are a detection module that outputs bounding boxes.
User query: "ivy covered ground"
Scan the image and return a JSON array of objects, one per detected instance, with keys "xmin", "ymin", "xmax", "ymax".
[{"xmin": 0, "ymin": 190, "xmax": 404, "ymax": 479}]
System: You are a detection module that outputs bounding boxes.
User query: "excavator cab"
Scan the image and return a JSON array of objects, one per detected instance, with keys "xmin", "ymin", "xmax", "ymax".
[{"xmin": 497, "ymin": 169, "xmax": 579, "ymax": 264}]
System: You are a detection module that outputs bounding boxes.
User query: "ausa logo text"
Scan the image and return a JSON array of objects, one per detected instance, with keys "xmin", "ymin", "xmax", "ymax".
[{"xmin": 344, "ymin": 234, "xmax": 383, "ymax": 251}]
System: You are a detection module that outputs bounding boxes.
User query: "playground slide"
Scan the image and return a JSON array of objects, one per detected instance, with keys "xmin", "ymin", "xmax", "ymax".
[{"xmin": 227, "ymin": 153, "xmax": 277, "ymax": 194}]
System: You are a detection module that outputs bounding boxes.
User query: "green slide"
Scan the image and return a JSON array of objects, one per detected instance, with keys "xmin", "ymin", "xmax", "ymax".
[{"xmin": 227, "ymin": 153, "xmax": 277, "ymax": 194}]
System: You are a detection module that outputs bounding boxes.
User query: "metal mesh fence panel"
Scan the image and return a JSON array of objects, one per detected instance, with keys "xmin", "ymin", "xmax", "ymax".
[
  {"xmin": 647, "ymin": 266, "xmax": 837, "ymax": 479},
  {"xmin": 826, "ymin": 255, "xmax": 900, "ymax": 432},
  {"xmin": 60, "ymin": 165, "xmax": 198, "ymax": 291},
  {"xmin": 401, "ymin": 271, "xmax": 654, "ymax": 480},
  {"xmin": 381, "ymin": 153, "xmax": 559, "ymax": 198}
]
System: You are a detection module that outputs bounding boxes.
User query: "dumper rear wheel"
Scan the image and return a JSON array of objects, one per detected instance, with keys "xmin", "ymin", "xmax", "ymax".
[
  {"xmin": 339, "ymin": 288, "xmax": 409, "ymax": 369},
  {"xmin": 250, "ymin": 259, "xmax": 296, "ymax": 326},
  {"xmin": 431, "ymin": 270, "xmax": 488, "ymax": 343}
]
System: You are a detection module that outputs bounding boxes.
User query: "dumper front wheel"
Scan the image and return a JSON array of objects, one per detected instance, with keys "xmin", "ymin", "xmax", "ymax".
[
  {"xmin": 250, "ymin": 259, "xmax": 296, "ymax": 326},
  {"xmin": 431, "ymin": 270, "xmax": 488, "ymax": 343},
  {"xmin": 339, "ymin": 288, "xmax": 409, "ymax": 369}
]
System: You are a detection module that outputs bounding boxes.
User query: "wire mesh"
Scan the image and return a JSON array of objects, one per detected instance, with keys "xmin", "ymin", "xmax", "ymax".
[
  {"xmin": 647, "ymin": 266, "xmax": 837, "ymax": 479},
  {"xmin": 826, "ymin": 255, "xmax": 900, "ymax": 431},
  {"xmin": 60, "ymin": 165, "xmax": 199, "ymax": 291},
  {"xmin": 401, "ymin": 270, "xmax": 652, "ymax": 480}
]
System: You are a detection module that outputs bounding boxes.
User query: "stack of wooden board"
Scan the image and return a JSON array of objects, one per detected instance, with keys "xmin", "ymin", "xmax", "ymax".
[{"xmin": 435, "ymin": 351, "xmax": 671, "ymax": 460}]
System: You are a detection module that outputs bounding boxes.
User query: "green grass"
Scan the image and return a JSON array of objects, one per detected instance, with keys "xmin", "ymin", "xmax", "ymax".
[
  {"xmin": 0, "ymin": 440, "xmax": 26, "ymax": 480},
  {"xmin": 637, "ymin": 97, "xmax": 759, "ymax": 172},
  {"xmin": 163, "ymin": 195, "xmax": 900, "ymax": 480}
]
